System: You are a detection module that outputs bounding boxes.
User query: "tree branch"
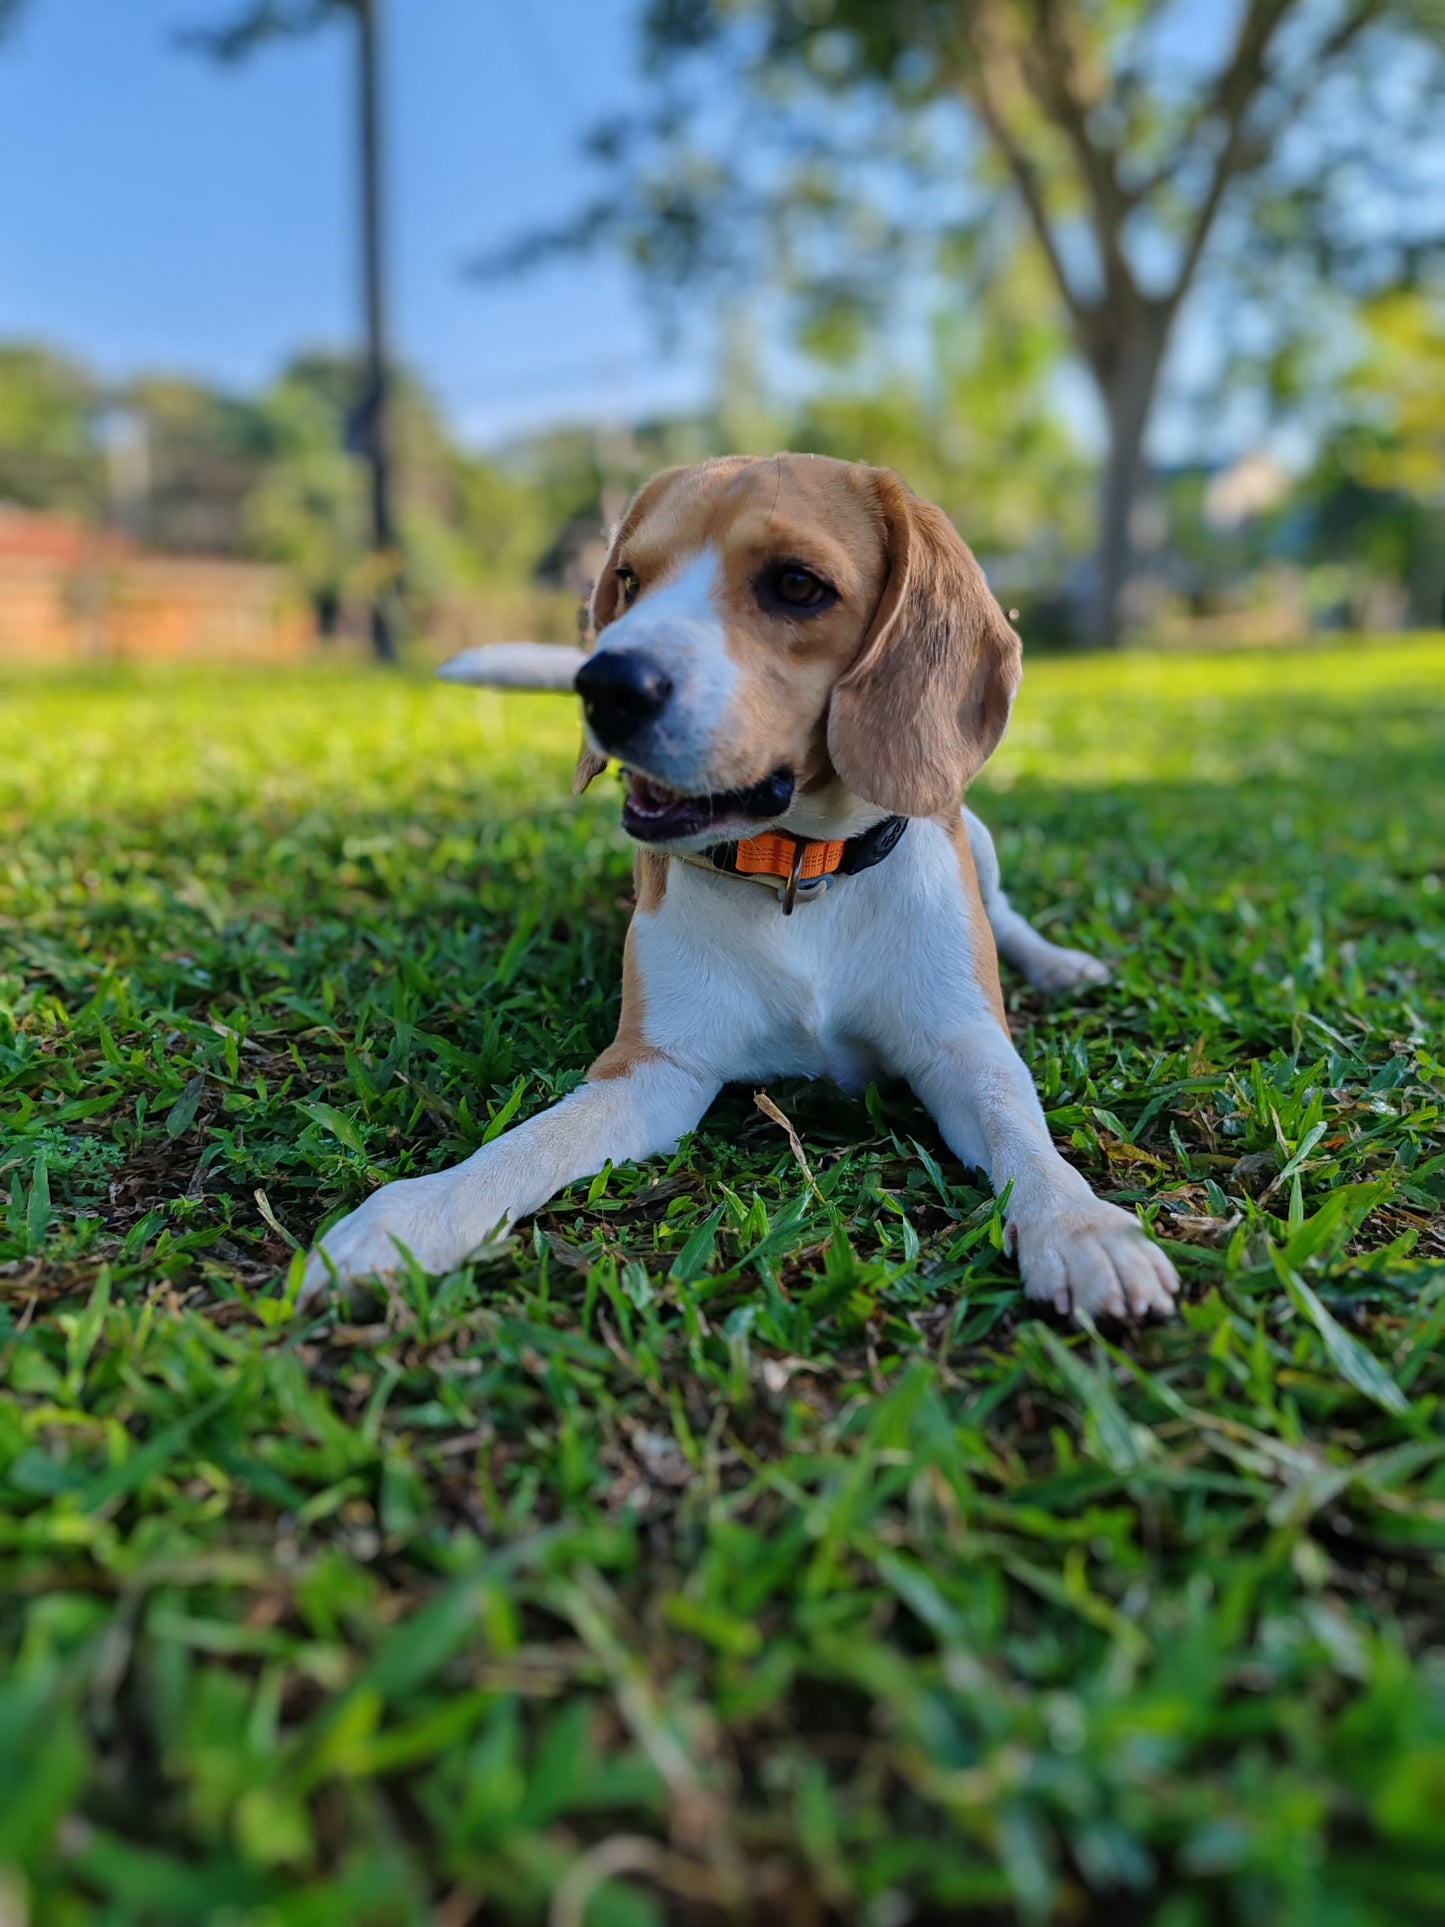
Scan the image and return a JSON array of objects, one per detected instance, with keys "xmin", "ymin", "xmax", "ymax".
[
  {"xmin": 1235, "ymin": 0, "xmax": 1387, "ymax": 167},
  {"xmin": 176, "ymin": 0, "xmax": 352, "ymax": 63},
  {"xmin": 947, "ymin": 2, "xmax": 1100, "ymax": 351},
  {"xmin": 1127, "ymin": 0, "xmax": 1381, "ymax": 220},
  {"xmin": 1019, "ymin": 0, "xmax": 1139, "ymax": 308},
  {"xmin": 1163, "ymin": 0, "xmax": 1379, "ymax": 312}
]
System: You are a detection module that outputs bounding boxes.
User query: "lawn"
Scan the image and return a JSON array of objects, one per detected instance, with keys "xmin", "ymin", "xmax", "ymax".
[{"xmin": 2, "ymin": 637, "xmax": 1444, "ymax": 1927}]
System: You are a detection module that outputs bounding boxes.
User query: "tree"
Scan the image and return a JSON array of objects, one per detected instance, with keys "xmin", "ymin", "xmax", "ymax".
[
  {"xmin": 244, "ymin": 360, "xmax": 367, "ymax": 633},
  {"xmin": 1339, "ymin": 287, "xmax": 1445, "ymax": 506},
  {"xmin": 183, "ymin": 1, "xmax": 402, "ymax": 661},
  {"xmin": 507, "ymin": 0, "xmax": 1445, "ymax": 643},
  {"xmin": 121, "ymin": 374, "xmax": 273, "ymax": 552},
  {"xmin": 0, "ymin": 345, "xmax": 103, "ymax": 515},
  {"xmin": 793, "ymin": 252, "xmax": 1094, "ymax": 573},
  {"xmin": 240, "ymin": 350, "xmax": 562, "ymax": 631},
  {"xmin": 1303, "ymin": 285, "xmax": 1445, "ymax": 621}
]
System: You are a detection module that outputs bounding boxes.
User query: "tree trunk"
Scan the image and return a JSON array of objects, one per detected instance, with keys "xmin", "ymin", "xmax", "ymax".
[
  {"xmin": 1083, "ymin": 321, "xmax": 1168, "ymax": 648},
  {"xmin": 357, "ymin": 0, "xmax": 398, "ymax": 664}
]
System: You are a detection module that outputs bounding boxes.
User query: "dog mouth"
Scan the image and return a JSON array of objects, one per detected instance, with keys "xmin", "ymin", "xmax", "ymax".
[{"xmin": 621, "ymin": 767, "xmax": 795, "ymax": 843}]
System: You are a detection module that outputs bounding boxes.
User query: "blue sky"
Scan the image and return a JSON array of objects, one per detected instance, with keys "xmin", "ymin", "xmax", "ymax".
[
  {"xmin": 0, "ymin": 0, "xmax": 710, "ymax": 445},
  {"xmin": 3, "ymin": 3, "xmax": 1408, "ymax": 467}
]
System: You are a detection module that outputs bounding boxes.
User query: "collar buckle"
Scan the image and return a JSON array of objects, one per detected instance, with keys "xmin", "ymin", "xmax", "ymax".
[{"xmin": 781, "ymin": 836, "xmax": 808, "ymax": 915}]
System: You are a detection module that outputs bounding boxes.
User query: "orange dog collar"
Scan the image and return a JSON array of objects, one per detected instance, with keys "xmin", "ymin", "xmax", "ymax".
[
  {"xmin": 691, "ymin": 816, "xmax": 908, "ymax": 914},
  {"xmin": 735, "ymin": 832, "xmax": 846, "ymax": 884}
]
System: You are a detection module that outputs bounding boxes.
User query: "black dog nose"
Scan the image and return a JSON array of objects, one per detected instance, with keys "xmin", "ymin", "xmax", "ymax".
[{"xmin": 574, "ymin": 651, "xmax": 673, "ymax": 745}]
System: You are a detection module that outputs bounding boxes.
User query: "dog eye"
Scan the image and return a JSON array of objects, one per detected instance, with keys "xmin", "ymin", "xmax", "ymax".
[
  {"xmin": 759, "ymin": 562, "xmax": 836, "ymax": 615},
  {"xmin": 615, "ymin": 566, "xmax": 640, "ymax": 607}
]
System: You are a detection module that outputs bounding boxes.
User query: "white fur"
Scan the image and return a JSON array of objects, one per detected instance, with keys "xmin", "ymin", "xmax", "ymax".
[
  {"xmin": 303, "ymin": 1058, "xmax": 717, "ymax": 1291},
  {"xmin": 303, "ymin": 812, "xmax": 1175, "ymax": 1322},
  {"xmin": 581, "ymin": 552, "xmax": 740, "ymax": 795}
]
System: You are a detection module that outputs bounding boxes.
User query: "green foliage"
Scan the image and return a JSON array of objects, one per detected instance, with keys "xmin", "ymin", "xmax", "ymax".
[
  {"xmin": 1348, "ymin": 288, "xmax": 1445, "ymax": 503},
  {"xmin": 1, "ymin": 640, "xmax": 1444, "ymax": 1921},
  {"xmin": 122, "ymin": 372, "xmax": 273, "ymax": 554},
  {"xmin": 0, "ymin": 335, "xmax": 582, "ymax": 620},
  {"xmin": 622, "ymin": 0, "xmax": 1445, "ymax": 366},
  {"xmin": 795, "ymin": 256, "xmax": 1093, "ymax": 564},
  {"xmin": 238, "ymin": 353, "xmax": 583, "ymax": 613},
  {"xmin": 544, "ymin": 0, "xmax": 1445, "ymax": 637},
  {"xmin": 243, "ymin": 367, "xmax": 367, "ymax": 622},
  {"xmin": 1292, "ymin": 294, "xmax": 1445, "ymax": 624},
  {"xmin": 0, "ymin": 345, "xmax": 103, "ymax": 516}
]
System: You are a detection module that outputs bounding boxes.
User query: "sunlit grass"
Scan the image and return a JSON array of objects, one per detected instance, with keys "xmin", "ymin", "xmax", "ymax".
[{"xmin": 2, "ymin": 636, "xmax": 1443, "ymax": 1924}]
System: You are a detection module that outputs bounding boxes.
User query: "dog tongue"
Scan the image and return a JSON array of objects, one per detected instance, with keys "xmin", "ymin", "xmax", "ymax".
[{"xmin": 628, "ymin": 774, "xmax": 687, "ymax": 817}]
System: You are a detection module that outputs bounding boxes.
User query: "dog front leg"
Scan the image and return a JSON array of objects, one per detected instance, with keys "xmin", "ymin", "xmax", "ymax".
[
  {"xmin": 909, "ymin": 1024, "xmax": 1178, "ymax": 1321},
  {"xmin": 300, "ymin": 1055, "xmax": 719, "ymax": 1302}
]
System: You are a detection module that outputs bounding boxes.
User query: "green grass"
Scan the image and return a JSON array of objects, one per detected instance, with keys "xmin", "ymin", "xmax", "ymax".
[{"xmin": 2, "ymin": 637, "xmax": 1444, "ymax": 1927}]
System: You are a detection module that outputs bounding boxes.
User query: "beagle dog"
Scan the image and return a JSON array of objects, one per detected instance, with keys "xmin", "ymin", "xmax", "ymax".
[{"xmin": 303, "ymin": 455, "xmax": 1178, "ymax": 1323}]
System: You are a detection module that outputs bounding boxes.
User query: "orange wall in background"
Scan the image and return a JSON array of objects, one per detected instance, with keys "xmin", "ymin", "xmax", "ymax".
[{"xmin": 0, "ymin": 511, "xmax": 314, "ymax": 663}]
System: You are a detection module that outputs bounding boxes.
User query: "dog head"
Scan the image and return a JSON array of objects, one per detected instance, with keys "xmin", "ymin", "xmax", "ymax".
[{"xmin": 574, "ymin": 454, "xmax": 1021, "ymax": 848}]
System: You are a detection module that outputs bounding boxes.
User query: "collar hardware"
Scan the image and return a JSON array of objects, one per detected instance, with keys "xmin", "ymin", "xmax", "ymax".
[{"xmin": 782, "ymin": 835, "xmax": 808, "ymax": 915}]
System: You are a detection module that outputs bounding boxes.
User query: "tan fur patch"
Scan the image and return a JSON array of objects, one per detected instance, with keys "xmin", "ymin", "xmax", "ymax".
[
  {"xmin": 828, "ymin": 473, "xmax": 1022, "ymax": 818},
  {"xmin": 947, "ymin": 814, "xmax": 1010, "ymax": 1036},
  {"xmin": 707, "ymin": 461, "xmax": 892, "ymax": 791},
  {"xmin": 634, "ymin": 848, "xmax": 669, "ymax": 913},
  {"xmin": 574, "ymin": 745, "xmax": 607, "ymax": 794},
  {"xmin": 587, "ymin": 917, "xmax": 660, "ymax": 1082},
  {"xmin": 589, "ymin": 458, "xmax": 755, "ymax": 636},
  {"xmin": 587, "ymin": 855, "xmax": 669, "ymax": 1081}
]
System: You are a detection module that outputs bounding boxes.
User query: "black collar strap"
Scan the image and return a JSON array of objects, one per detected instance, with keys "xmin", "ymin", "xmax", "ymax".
[{"xmin": 836, "ymin": 812, "xmax": 910, "ymax": 875}]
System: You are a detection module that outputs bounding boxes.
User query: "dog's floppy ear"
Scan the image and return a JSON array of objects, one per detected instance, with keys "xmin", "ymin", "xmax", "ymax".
[
  {"xmin": 573, "ymin": 466, "xmax": 690, "ymax": 794},
  {"xmin": 572, "ymin": 746, "xmax": 608, "ymax": 795},
  {"xmin": 827, "ymin": 470, "xmax": 1022, "ymax": 818}
]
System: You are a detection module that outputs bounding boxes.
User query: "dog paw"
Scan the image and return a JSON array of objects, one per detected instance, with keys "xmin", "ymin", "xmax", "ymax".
[
  {"xmin": 299, "ymin": 1173, "xmax": 501, "ymax": 1307},
  {"xmin": 1023, "ymin": 943, "xmax": 1112, "ymax": 993},
  {"xmin": 1012, "ymin": 1200, "xmax": 1178, "ymax": 1323}
]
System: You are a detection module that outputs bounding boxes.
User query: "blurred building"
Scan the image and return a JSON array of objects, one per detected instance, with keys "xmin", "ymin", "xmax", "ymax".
[{"xmin": 0, "ymin": 508, "xmax": 312, "ymax": 663}]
